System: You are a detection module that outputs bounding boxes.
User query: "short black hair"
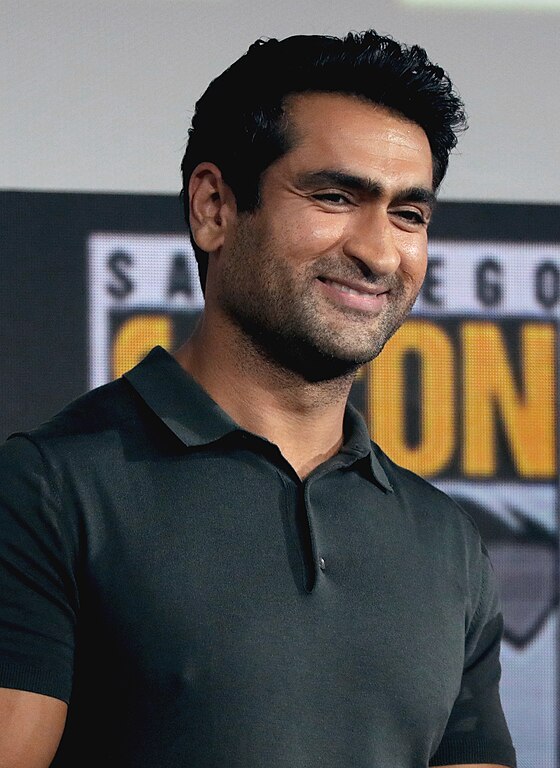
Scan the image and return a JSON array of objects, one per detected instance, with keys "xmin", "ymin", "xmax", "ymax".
[{"xmin": 181, "ymin": 30, "xmax": 467, "ymax": 290}]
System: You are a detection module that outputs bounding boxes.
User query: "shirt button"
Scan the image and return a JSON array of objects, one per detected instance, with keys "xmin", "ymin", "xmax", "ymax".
[{"xmin": 319, "ymin": 557, "xmax": 326, "ymax": 571}]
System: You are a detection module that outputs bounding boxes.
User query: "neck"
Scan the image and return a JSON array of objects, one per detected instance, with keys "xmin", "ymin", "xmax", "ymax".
[{"xmin": 174, "ymin": 313, "xmax": 355, "ymax": 478}]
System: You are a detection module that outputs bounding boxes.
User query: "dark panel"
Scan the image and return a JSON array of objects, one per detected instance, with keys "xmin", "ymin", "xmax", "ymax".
[{"xmin": 0, "ymin": 191, "xmax": 185, "ymax": 437}]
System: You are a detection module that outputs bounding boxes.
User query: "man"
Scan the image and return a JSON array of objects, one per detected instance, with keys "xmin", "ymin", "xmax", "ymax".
[{"xmin": 0, "ymin": 31, "xmax": 516, "ymax": 767}]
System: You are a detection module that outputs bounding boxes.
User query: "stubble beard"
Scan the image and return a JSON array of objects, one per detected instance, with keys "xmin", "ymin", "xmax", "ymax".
[{"xmin": 218, "ymin": 225, "xmax": 420, "ymax": 383}]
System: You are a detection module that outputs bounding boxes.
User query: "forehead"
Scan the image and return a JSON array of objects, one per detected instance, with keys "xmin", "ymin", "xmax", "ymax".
[{"xmin": 278, "ymin": 92, "xmax": 434, "ymax": 188}]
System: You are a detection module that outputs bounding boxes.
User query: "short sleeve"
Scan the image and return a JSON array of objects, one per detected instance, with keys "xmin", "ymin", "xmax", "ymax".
[
  {"xmin": 429, "ymin": 543, "xmax": 517, "ymax": 767},
  {"xmin": 0, "ymin": 434, "xmax": 77, "ymax": 702}
]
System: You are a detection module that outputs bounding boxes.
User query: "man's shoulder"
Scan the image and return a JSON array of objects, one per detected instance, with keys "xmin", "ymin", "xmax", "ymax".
[
  {"xmin": 1, "ymin": 376, "xmax": 147, "ymax": 466},
  {"xmin": 370, "ymin": 439, "xmax": 484, "ymax": 545},
  {"xmin": 31, "ymin": 375, "xmax": 135, "ymax": 433}
]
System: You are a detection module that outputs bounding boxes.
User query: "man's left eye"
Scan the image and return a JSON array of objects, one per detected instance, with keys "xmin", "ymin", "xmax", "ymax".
[{"xmin": 395, "ymin": 209, "xmax": 427, "ymax": 225}]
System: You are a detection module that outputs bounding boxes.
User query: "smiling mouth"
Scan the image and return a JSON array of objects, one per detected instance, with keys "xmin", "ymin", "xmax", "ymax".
[
  {"xmin": 320, "ymin": 277, "xmax": 384, "ymax": 296},
  {"xmin": 317, "ymin": 277, "xmax": 390, "ymax": 312}
]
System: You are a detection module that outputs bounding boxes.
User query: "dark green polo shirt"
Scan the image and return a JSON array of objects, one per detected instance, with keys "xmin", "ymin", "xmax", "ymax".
[{"xmin": 0, "ymin": 346, "xmax": 515, "ymax": 767}]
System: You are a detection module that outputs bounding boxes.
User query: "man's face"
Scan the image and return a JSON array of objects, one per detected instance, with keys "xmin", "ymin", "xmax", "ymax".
[{"xmin": 213, "ymin": 92, "xmax": 435, "ymax": 380}]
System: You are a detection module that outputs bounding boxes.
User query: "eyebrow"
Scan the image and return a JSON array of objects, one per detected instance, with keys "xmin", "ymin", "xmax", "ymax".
[{"xmin": 296, "ymin": 170, "xmax": 437, "ymax": 212}]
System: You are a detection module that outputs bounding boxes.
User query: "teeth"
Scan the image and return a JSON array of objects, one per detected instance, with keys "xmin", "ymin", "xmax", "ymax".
[
  {"xmin": 324, "ymin": 279, "xmax": 370, "ymax": 297},
  {"xmin": 339, "ymin": 284, "xmax": 364, "ymax": 296}
]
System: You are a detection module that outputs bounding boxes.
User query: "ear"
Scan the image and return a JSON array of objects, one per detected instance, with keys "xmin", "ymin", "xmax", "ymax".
[{"xmin": 188, "ymin": 162, "xmax": 236, "ymax": 254}]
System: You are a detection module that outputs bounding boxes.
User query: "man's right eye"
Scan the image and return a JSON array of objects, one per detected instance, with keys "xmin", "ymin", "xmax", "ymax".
[{"xmin": 312, "ymin": 192, "xmax": 352, "ymax": 205}]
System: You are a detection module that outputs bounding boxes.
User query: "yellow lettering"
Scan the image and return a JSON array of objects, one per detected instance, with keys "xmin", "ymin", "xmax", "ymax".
[
  {"xmin": 462, "ymin": 321, "xmax": 556, "ymax": 478},
  {"xmin": 367, "ymin": 320, "xmax": 455, "ymax": 476},
  {"xmin": 112, "ymin": 314, "xmax": 172, "ymax": 379}
]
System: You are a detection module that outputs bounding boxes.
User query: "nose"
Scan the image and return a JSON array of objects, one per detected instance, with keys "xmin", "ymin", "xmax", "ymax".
[{"xmin": 342, "ymin": 209, "xmax": 401, "ymax": 277}]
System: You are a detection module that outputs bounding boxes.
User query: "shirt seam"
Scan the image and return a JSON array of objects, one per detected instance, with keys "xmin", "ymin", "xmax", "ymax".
[
  {"xmin": 277, "ymin": 471, "xmax": 309, "ymax": 592},
  {"xmin": 465, "ymin": 548, "xmax": 490, "ymax": 646},
  {"xmin": 6, "ymin": 432, "xmax": 79, "ymax": 595}
]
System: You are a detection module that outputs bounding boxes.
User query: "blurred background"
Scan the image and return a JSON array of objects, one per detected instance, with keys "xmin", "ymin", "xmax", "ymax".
[{"xmin": 1, "ymin": 1, "xmax": 559, "ymax": 765}]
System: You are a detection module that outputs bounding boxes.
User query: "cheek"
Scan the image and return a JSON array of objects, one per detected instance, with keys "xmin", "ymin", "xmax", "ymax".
[
  {"xmin": 397, "ymin": 235, "xmax": 428, "ymax": 285},
  {"xmin": 283, "ymin": 217, "xmax": 347, "ymax": 260}
]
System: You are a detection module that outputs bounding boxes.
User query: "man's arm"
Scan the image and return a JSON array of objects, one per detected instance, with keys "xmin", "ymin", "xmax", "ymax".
[
  {"xmin": 429, "ymin": 505, "xmax": 516, "ymax": 768},
  {"xmin": 0, "ymin": 688, "xmax": 66, "ymax": 768},
  {"xmin": 0, "ymin": 436, "xmax": 76, "ymax": 768}
]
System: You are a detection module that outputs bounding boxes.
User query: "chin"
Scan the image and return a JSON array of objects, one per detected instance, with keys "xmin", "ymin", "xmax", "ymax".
[{"xmin": 268, "ymin": 337, "xmax": 378, "ymax": 383}]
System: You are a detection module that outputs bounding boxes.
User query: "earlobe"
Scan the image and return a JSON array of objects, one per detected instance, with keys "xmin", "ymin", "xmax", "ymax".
[{"xmin": 188, "ymin": 163, "xmax": 234, "ymax": 254}]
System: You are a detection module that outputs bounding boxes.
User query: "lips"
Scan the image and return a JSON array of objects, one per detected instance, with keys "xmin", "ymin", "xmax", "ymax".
[
  {"xmin": 321, "ymin": 277, "xmax": 385, "ymax": 296},
  {"xmin": 317, "ymin": 276, "xmax": 389, "ymax": 312}
]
